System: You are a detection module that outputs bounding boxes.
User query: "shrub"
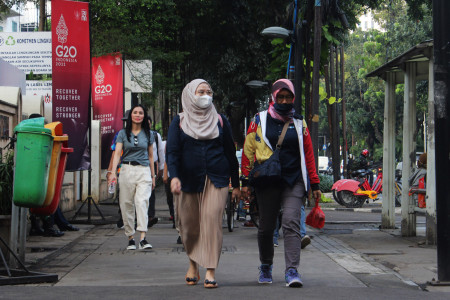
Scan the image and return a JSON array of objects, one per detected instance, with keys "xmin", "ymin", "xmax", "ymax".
[
  {"xmin": 319, "ymin": 174, "xmax": 334, "ymax": 193},
  {"xmin": 0, "ymin": 151, "xmax": 14, "ymax": 215}
]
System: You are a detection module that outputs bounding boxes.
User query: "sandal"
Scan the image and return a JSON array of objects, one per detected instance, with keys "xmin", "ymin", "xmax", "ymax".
[
  {"xmin": 204, "ymin": 279, "xmax": 218, "ymax": 288},
  {"xmin": 185, "ymin": 272, "xmax": 200, "ymax": 285}
]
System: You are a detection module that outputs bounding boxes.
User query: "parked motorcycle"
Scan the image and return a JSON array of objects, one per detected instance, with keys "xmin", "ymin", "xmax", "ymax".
[
  {"xmin": 332, "ymin": 169, "xmax": 378, "ymax": 207},
  {"xmin": 332, "ymin": 166, "xmax": 402, "ymax": 208}
]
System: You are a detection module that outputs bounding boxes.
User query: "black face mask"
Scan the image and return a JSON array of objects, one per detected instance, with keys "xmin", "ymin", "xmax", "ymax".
[{"xmin": 274, "ymin": 103, "xmax": 294, "ymax": 114}]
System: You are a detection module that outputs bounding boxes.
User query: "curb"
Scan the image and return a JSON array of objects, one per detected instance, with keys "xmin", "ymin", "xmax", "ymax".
[{"xmin": 320, "ymin": 207, "xmax": 382, "ymax": 213}]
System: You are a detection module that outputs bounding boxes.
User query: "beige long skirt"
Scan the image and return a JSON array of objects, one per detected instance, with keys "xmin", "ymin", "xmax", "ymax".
[{"xmin": 175, "ymin": 176, "xmax": 228, "ymax": 269}]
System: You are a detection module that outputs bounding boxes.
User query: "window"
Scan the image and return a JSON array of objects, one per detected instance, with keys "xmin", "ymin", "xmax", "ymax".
[
  {"xmin": 12, "ymin": 21, "xmax": 17, "ymax": 32},
  {"xmin": 21, "ymin": 23, "xmax": 38, "ymax": 32}
]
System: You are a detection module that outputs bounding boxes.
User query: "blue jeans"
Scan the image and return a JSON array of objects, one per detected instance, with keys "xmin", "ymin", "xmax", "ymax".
[{"xmin": 237, "ymin": 199, "xmax": 246, "ymax": 218}]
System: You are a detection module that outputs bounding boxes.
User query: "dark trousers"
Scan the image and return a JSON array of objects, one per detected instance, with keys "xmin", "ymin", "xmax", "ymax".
[
  {"xmin": 148, "ymin": 162, "xmax": 158, "ymax": 218},
  {"xmin": 148, "ymin": 189, "xmax": 156, "ymax": 218},
  {"xmin": 54, "ymin": 207, "xmax": 70, "ymax": 228},
  {"xmin": 255, "ymin": 180, "xmax": 305, "ymax": 271},
  {"xmin": 31, "ymin": 207, "xmax": 68, "ymax": 230},
  {"xmin": 165, "ymin": 178, "xmax": 174, "ymax": 217}
]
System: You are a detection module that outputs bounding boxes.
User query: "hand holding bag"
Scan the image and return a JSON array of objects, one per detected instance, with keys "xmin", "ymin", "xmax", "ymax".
[
  {"xmin": 306, "ymin": 200, "xmax": 325, "ymax": 229},
  {"xmin": 248, "ymin": 122, "xmax": 289, "ymax": 187}
]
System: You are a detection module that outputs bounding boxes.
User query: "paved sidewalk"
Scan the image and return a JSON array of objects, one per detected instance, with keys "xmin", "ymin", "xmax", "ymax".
[{"xmin": 2, "ymin": 184, "xmax": 449, "ymax": 299}]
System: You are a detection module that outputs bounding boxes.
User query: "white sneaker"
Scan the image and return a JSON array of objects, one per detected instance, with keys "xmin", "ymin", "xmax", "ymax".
[
  {"xmin": 127, "ymin": 239, "xmax": 136, "ymax": 250},
  {"xmin": 139, "ymin": 238, "xmax": 152, "ymax": 249}
]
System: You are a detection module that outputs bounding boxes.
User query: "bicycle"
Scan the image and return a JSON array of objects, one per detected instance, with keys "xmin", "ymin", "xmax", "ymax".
[{"xmin": 224, "ymin": 189, "xmax": 259, "ymax": 232}]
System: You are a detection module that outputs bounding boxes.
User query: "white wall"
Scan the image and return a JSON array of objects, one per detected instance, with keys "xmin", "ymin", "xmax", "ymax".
[{"xmin": 357, "ymin": 11, "xmax": 384, "ymax": 32}]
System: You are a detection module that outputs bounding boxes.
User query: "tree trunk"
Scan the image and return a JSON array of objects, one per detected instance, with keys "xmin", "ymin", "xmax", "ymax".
[
  {"xmin": 341, "ymin": 46, "xmax": 348, "ymax": 178},
  {"xmin": 324, "ymin": 63, "xmax": 333, "ymax": 162},
  {"xmin": 332, "ymin": 46, "xmax": 341, "ymax": 181},
  {"xmin": 39, "ymin": 0, "xmax": 46, "ymax": 31},
  {"xmin": 310, "ymin": 4, "xmax": 322, "ymax": 170}
]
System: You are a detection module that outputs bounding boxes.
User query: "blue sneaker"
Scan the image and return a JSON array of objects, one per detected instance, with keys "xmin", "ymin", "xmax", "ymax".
[
  {"xmin": 258, "ymin": 264, "xmax": 273, "ymax": 284},
  {"xmin": 285, "ymin": 268, "xmax": 303, "ymax": 287}
]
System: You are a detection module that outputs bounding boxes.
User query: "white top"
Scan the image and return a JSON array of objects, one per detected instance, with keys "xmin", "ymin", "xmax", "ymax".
[{"xmin": 153, "ymin": 131, "xmax": 165, "ymax": 171}]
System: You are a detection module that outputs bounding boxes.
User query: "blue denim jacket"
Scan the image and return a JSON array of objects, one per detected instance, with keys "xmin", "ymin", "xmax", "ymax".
[{"xmin": 167, "ymin": 114, "xmax": 240, "ymax": 193}]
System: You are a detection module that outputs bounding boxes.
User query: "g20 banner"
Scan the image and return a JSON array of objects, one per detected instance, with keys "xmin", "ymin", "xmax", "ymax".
[
  {"xmin": 52, "ymin": 0, "xmax": 90, "ymax": 170},
  {"xmin": 92, "ymin": 53, "xmax": 123, "ymax": 169}
]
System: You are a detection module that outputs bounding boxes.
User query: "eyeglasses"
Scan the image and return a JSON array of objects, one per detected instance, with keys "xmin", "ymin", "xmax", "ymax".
[
  {"xmin": 276, "ymin": 95, "xmax": 294, "ymax": 101},
  {"xmin": 134, "ymin": 136, "xmax": 138, "ymax": 146},
  {"xmin": 197, "ymin": 90, "xmax": 213, "ymax": 96}
]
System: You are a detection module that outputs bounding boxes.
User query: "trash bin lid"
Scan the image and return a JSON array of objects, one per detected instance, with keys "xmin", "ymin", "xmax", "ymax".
[
  {"xmin": 45, "ymin": 122, "xmax": 64, "ymax": 136},
  {"xmin": 14, "ymin": 117, "xmax": 52, "ymax": 134}
]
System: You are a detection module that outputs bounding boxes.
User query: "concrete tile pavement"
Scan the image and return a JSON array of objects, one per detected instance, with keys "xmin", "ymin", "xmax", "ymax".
[{"xmin": 5, "ymin": 183, "xmax": 448, "ymax": 298}]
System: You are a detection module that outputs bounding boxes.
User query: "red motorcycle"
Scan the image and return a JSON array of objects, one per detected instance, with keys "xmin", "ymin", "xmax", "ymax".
[{"xmin": 332, "ymin": 167, "xmax": 383, "ymax": 208}]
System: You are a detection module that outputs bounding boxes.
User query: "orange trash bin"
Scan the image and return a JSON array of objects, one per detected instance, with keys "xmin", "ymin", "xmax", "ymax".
[
  {"xmin": 31, "ymin": 137, "xmax": 73, "ymax": 215},
  {"xmin": 41, "ymin": 122, "xmax": 68, "ymax": 207}
]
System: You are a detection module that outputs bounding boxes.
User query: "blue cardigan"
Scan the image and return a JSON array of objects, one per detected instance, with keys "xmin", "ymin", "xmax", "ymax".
[{"xmin": 167, "ymin": 114, "xmax": 240, "ymax": 193}]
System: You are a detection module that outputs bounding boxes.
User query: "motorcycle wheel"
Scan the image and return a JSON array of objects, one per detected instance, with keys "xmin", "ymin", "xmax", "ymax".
[
  {"xmin": 337, "ymin": 190, "xmax": 366, "ymax": 208},
  {"xmin": 332, "ymin": 190, "xmax": 345, "ymax": 206}
]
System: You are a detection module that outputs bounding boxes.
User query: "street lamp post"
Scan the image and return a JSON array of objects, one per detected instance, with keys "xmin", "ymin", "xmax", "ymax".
[
  {"xmin": 261, "ymin": 10, "xmax": 304, "ymax": 116},
  {"xmin": 245, "ymin": 80, "xmax": 269, "ymax": 136}
]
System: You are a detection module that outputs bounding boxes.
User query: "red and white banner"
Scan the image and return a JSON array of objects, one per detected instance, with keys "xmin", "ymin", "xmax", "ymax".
[
  {"xmin": 92, "ymin": 53, "xmax": 123, "ymax": 169},
  {"xmin": 52, "ymin": 0, "xmax": 90, "ymax": 170}
]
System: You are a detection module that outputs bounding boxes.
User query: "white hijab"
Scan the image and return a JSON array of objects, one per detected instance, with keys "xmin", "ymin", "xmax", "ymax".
[{"xmin": 179, "ymin": 79, "xmax": 219, "ymax": 140}]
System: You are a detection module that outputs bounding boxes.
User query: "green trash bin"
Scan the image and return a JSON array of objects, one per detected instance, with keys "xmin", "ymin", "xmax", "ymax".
[{"xmin": 12, "ymin": 117, "xmax": 54, "ymax": 208}]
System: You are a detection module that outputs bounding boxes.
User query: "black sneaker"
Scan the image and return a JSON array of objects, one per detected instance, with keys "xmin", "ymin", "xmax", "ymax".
[
  {"xmin": 301, "ymin": 235, "xmax": 311, "ymax": 249},
  {"xmin": 116, "ymin": 219, "xmax": 124, "ymax": 229},
  {"xmin": 148, "ymin": 217, "xmax": 159, "ymax": 228},
  {"xmin": 43, "ymin": 227, "xmax": 64, "ymax": 237},
  {"xmin": 176, "ymin": 236, "xmax": 182, "ymax": 244},
  {"xmin": 127, "ymin": 239, "xmax": 136, "ymax": 250},
  {"xmin": 139, "ymin": 238, "xmax": 152, "ymax": 249},
  {"xmin": 29, "ymin": 227, "xmax": 45, "ymax": 236}
]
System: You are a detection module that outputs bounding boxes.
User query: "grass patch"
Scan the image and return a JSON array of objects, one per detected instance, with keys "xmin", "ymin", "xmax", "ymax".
[{"xmin": 321, "ymin": 193, "xmax": 333, "ymax": 203}]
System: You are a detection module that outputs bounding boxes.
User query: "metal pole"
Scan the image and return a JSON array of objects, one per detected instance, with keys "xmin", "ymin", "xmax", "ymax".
[
  {"xmin": 8, "ymin": 204, "xmax": 19, "ymax": 267},
  {"xmin": 293, "ymin": 17, "xmax": 303, "ymax": 115},
  {"xmin": 433, "ymin": 0, "xmax": 450, "ymax": 282},
  {"xmin": 18, "ymin": 207, "xmax": 27, "ymax": 262}
]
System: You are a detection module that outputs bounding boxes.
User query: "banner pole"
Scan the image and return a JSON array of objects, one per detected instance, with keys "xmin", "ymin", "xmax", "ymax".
[{"xmin": 71, "ymin": 1, "xmax": 106, "ymax": 224}]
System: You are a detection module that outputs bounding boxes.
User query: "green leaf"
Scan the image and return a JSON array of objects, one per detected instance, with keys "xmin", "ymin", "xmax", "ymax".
[
  {"xmin": 319, "ymin": 86, "xmax": 328, "ymax": 101},
  {"xmin": 271, "ymin": 38, "xmax": 284, "ymax": 46}
]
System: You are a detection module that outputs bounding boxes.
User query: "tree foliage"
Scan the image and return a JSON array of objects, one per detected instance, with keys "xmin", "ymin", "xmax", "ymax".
[
  {"xmin": 4, "ymin": 0, "xmax": 433, "ymax": 147},
  {"xmin": 89, "ymin": 0, "xmax": 290, "ymax": 143},
  {"xmin": 343, "ymin": 0, "xmax": 432, "ymax": 160}
]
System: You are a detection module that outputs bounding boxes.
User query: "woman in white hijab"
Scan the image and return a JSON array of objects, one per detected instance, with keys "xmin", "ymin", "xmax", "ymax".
[{"xmin": 167, "ymin": 79, "xmax": 240, "ymax": 288}]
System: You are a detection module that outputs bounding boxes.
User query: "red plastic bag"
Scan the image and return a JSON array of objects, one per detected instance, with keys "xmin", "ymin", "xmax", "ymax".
[{"xmin": 306, "ymin": 201, "xmax": 325, "ymax": 229}]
